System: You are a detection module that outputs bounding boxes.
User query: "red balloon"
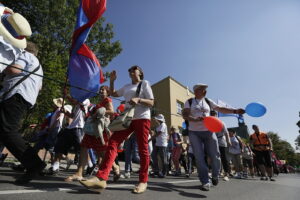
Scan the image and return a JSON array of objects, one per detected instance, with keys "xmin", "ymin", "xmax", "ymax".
[{"xmin": 203, "ymin": 116, "xmax": 223, "ymax": 132}]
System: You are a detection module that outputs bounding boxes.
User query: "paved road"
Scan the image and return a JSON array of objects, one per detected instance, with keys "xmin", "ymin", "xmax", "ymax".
[{"xmin": 0, "ymin": 163, "xmax": 300, "ymax": 200}]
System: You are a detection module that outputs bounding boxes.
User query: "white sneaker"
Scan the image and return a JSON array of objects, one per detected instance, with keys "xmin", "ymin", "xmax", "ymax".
[
  {"xmin": 124, "ymin": 172, "xmax": 131, "ymax": 179},
  {"xmin": 200, "ymin": 183, "xmax": 210, "ymax": 191},
  {"xmin": 223, "ymin": 176, "xmax": 229, "ymax": 181}
]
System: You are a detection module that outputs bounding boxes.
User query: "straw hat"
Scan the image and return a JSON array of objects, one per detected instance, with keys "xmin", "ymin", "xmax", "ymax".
[
  {"xmin": 53, "ymin": 98, "xmax": 63, "ymax": 108},
  {"xmin": 0, "ymin": 6, "xmax": 32, "ymax": 49}
]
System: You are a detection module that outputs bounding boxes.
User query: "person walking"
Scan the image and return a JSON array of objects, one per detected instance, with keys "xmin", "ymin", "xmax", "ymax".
[
  {"xmin": 0, "ymin": 41, "xmax": 46, "ymax": 184},
  {"xmin": 249, "ymin": 125, "xmax": 275, "ymax": 181},
  {"xmin": 210, "ymin": 110, "xmax": 232, "ymax": 181},
  {"xmin": 228, "ymin": 129, "xmax": 244, "ymax": 179},
  {"xmin": 80, "ymin": 65, "xmax": 154, "ymax": 194},
  {"xmin": 182, "ymin": 83, "xmax": 245, "ymax": 191},
  {"xmin": 153, "ymin": 114, "xmax": 169, "ymax": 178}
]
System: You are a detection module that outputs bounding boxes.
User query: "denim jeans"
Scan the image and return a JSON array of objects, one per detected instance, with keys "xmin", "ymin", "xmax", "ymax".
[
  {"xmin": 124, "ymin": 133, "xmax": 140, "ymax": 172},
  {"xmin": 189, "ymin": 131, "xmax": 220, "ymax": 184}
]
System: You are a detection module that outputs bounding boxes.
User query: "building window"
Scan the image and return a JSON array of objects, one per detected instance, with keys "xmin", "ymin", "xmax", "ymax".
[{"xmin": 176, "ymin": 100, "xmax": 184, "ymax": 115}]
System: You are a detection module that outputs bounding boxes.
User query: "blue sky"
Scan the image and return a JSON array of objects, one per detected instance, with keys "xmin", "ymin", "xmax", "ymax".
[{"xmin": 102, "ymin": 0, "xmax": 300, "ymax": 148}]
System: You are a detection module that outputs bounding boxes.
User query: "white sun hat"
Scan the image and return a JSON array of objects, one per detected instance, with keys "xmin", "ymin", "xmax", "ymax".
[
  {"xmin": 154, "ymin": 114, "xmax": 165, "ymax": 123},
  {"xmin": 0, "ymin": 5, "xmax": 32, "ymax": 49}
]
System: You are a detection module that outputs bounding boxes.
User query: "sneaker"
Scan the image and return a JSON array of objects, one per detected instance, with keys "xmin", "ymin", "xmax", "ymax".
[
  {"xmin": 269, "ymin": 177, "xmax": 276, "ymax": 181},
  {"xmin": 11, "ymin": 164, "xmax": 26, "ymax": 172},
  {"xmin": 223, "ymin": 176, "xmax": 229, "ymax": 181},
  {"xmin": 243, "ymin": 173, "xmax": 248, "ymax": 179},
  {"xmin": 212, "ymin": 177, "xmax": 219, "ymax": 186},
  {"xmin": 158, "ymin": 172, "xmax": 165, "ymax": 178},
  {"xmin": 185, "ymin": 173, "xmax": 190, "ymax": 178},
  {"xmin": 200, "ymin": 183, "xmax": 210, "ymax": 191},
  {"xmin": 15, "ymin": 162, "xmax": 47, "ymax": 184},
  {"xmin": 235, "ymin": 174, "xmax": 242, "ymax": 179},
  {"xmin": 260, "ymin": 176, "xmax": 268, "ymax": 181},
  {"xmin": 124, "ymin": 172, "xmax": 131, "ymax": 179},
  {"xmin": 46, "ymin": 167, "xmax": 59, "ymax": 176}
]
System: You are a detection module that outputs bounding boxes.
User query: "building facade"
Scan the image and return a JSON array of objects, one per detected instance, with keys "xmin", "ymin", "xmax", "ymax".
[{"xmin": 151, "ymin": 76, "xmax": 194, "ymax": 131}]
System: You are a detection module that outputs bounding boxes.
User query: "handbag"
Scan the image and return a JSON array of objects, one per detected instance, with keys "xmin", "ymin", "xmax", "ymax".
[{"xmin": 108, "ymin": 81, "xmax": 143, "ymax": 132}]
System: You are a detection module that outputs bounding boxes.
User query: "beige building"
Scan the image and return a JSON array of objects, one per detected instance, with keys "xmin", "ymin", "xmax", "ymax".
[{"xmin": 151, "ymin": 76, "xmax": 194, "ymax": 132}]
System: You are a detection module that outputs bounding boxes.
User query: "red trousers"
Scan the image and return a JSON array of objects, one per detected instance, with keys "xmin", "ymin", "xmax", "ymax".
[{"xmin": 96, "ymin": 119, "xmax": 151, "ymax": 183}]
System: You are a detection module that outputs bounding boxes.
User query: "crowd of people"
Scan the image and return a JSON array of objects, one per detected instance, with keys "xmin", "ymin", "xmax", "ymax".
[{"xmin": 0, "ymin": 3, "xmax": 279, "ymax": 195}]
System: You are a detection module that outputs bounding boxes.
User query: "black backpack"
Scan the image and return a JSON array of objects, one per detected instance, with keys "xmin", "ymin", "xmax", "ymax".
[{"xmin": 182, "ymin": 97, "xmax": 212, "ymax": 136}]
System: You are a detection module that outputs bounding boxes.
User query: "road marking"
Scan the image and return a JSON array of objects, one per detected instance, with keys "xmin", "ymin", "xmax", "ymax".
[{"xmin": 0, "ymin": 179, "xmax": 199, "ymax": 195}]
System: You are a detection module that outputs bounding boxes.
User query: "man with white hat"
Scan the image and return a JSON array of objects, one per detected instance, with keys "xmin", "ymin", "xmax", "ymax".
[
  {"xmin": 0, "ymin": 39, "xmax": 44, "ymax": 184},
  {"xmin": 182, "ymin": 83, "xmax": 245, "ymax": 191},
  {"xmin": 46, "ymin": 95, "xmax": 90, "ymax": 176},
  {"xmin": 153, "ymin": 114, "xmax": 169, "ymax": 178},
  {"xmin": 0, "ymin": 3, "xmax": 32, "ymax": 72}
]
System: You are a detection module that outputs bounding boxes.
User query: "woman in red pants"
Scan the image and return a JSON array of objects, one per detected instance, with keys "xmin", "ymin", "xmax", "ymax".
[{"xmin": 80, "ymin": 65, "xmax": 154, "ymax": 194}]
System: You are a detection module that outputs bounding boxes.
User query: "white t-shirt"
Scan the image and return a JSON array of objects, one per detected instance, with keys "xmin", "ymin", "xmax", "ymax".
[
  {"xmin": 155, "ymin": 122, "xmax": 168, "ymax": 147},
  {"xmin": 67, "ymin": 99, "xmax": 90, "ymax": 129},
  {"xmin": 184, "ymin": 98, "xmax": 218, "ymax": 131},
  {"xmin": 117, "ymin": 80, "xmax": 154, "ymax": 120},
  {"xmin": 0, "ymin": 51, "xmax": 43, "ymax": 106}
]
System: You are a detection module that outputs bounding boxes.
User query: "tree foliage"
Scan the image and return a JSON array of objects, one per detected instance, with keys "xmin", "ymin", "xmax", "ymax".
[
  {"xmin": 267, "ymin": 132, "xmax": 300, "ymax": 166},
  {"xmin": 2, "ymin": 0, "xmax": 122, "ymax": 128}
]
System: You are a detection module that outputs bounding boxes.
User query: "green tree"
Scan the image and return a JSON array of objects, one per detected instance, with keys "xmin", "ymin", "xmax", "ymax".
[
  {"xmin": 2, "ymin": 0, "xmax": 122, "ymax": 130},
  {"xmin": 295, "ymin": 135, "xmax": 300, "ymax": 150},
  {"xmin": 267, "ymin": 132, "xmax": 300, "ymax": 166}
]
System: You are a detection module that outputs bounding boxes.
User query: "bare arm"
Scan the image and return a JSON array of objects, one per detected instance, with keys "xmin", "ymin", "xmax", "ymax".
[
  {"xmin": 182, "ymin": 108, "xmax": 203, "ymax": 122},
  {"xmin": 109, "ymin": 70, "xmax": 120, "ymax": 97},
  {"xmin": 105, "ymin": 101, "xmax": 114, "ymax": 117},
  {"xmin": 215, "ymin": 106, "xmax": 245, "ymax": 115},
  {"xmin": 3, "ymin": 64, "xmax": 23, "ymax": 75}
]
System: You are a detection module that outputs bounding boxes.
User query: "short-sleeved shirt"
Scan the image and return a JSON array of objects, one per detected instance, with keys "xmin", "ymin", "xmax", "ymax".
[
  {"xmin": 216, "ymin": 122, "xmax": 229, "ymax": 147},
  {"xmin": 67, "ymin": 99, "xmax": 90, "ymax": 129},
  {"xmin": 155, "ymin": 122, "xmax": 168, "ymax": 147},
  {"xmin": 117, "ymin": 80, "xmax": 154, "ymax": 120},
  {"xmin": 183, "ymin": 97, "xmax": 218, "ymax": 131},
  {"xmin": 229, "ymin": 136, "xmax": 242, "ymax": 155},
  {"xmin": 0, "ymin": 51, "xmax": 43, "ymax": 106}
]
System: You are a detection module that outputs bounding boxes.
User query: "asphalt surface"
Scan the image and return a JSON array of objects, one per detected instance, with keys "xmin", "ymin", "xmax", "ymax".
[{"xmin": 0, "ymin": 162, "xmax": 300, "ymax": 200}]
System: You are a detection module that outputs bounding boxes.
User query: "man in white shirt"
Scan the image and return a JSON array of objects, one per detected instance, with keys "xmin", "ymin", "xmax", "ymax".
[
  {"xmin": 182, "ymin": 83, "xmax": 245, "ymax": 191},
  {"xmin": 47, "ymin": 96, "xmax": 90, "ymax": 175},
  {"xmin": 154, "ymin": 114, "xmax": 168, "ymax": 178},
  {"xmin": 0, "ymin": 42, "xmax": 46, "ymax": 184}
]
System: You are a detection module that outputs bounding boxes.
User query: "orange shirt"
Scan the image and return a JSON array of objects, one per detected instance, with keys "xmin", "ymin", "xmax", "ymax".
[{"xmin": 250, "ymin": 132, "xmax": 270, "ymax": 151}]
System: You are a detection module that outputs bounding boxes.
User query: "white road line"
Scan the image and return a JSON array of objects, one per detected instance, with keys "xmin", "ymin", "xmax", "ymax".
[{"xmin": 0, "ymin": 179, "xmax": 199, "ymax": 195}]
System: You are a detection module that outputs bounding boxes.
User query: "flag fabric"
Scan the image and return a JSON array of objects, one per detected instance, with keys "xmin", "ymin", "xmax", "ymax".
[{"xmin": 68, "ymin": 0, "xmax": 106, "ymax": 102}]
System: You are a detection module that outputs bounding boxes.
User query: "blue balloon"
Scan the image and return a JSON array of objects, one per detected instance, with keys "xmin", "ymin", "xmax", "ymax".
[{"xmin": 245, "ymin": 102, "xmax": 267, "ymax": 117}]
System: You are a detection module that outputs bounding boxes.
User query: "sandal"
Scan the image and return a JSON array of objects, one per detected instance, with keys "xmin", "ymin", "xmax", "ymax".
[
  {"xmin": 64, "ymin": 174, "xmax": 83, "ymax": 182},
  {"xmin": 132, "ymin": 182, "xmax": 147, "ymax": 194}
]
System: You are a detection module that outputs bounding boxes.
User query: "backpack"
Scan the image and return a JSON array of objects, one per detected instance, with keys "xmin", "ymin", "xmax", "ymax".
[{"xmin": 182, "ymin": 97, "xmax": 212, "ymax": 136}]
